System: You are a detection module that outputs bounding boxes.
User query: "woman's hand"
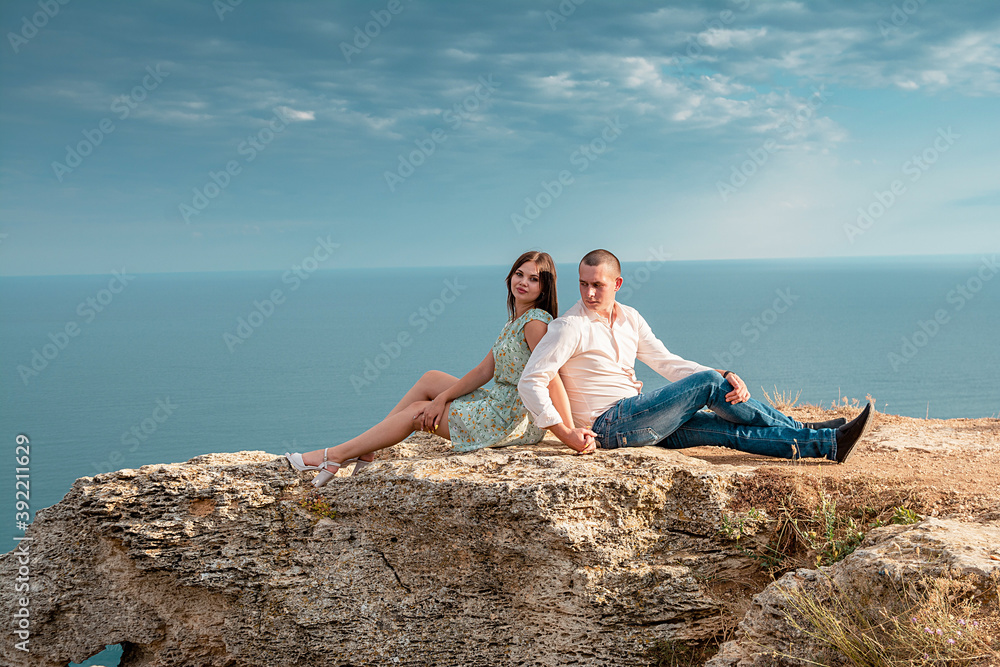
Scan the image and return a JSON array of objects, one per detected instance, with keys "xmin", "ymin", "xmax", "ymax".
[
  {"xmin": 551, "ymin": 424, "xmax": 598, "ymax": 454},
  {"xmin": 566, "ymin": 428, "xmax": 598, "ymax": 454},
  {"xmin": 419, "ymin": 397, "xmax": 449, "ymax": 433},
  {"xmin": 575, "ymin": 437, "xmax": 597, "ymax": 456}
]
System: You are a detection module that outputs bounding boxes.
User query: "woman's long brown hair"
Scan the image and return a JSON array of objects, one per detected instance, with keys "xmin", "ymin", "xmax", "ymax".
[{"xmin": 505, "ymin": 251, "xmax": 558, "ymax": 320}]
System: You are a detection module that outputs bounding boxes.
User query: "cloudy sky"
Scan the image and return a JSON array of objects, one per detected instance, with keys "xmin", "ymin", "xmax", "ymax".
[{"xmin": 1, "ymin": 0, "xmax": 998, "ymax": 275}]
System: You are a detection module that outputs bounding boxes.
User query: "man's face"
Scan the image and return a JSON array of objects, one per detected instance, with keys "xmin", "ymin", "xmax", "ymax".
[{"xmin": 578, "ymin": 262, "xmax": 622, "ymax": 314}]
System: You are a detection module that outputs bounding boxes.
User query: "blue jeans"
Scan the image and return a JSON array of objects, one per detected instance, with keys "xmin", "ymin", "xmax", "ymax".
[{"xmin": 590, "ymin": 371, "xmax": 838, "ymax": 460}]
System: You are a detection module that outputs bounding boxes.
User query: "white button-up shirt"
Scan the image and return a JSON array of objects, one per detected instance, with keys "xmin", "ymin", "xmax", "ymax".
[{"xmin": 518, "ymin": 299, "xmax": 714, "ymax": 429}]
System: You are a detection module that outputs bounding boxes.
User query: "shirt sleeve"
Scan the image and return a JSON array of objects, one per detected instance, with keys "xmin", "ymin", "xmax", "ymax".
[
  {"xmin": 517, "ymin": 317, "xmax": 578, "ymax": 429},
  {"xmin": 635, "ymin": 312, "xmax": 714, "ymax": 382}
]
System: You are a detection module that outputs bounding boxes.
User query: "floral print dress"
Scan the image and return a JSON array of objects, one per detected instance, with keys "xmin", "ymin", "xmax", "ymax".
[{"xmin": 448, "ymin": 308, "xmax": 552, "ymax": 452}]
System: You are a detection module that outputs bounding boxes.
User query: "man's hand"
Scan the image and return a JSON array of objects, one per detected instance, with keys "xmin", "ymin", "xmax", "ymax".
[
  {"xmin": 549, "ymin": 423, "xmax": 599, "ymax": 454},
  {"xmin": 722, "ymin": 372, "xmax": 750, "ymax": 403}
]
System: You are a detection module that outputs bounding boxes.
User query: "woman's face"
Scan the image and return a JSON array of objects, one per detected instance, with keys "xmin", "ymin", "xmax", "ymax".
[{"xmin": 510, "ymin": 260, "xmax": 542, "ymax": 307}]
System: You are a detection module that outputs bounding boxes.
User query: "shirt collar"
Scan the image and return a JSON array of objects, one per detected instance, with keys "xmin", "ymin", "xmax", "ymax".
[{"xmin": 578, "ymin": 299, "xmax": 621, "ymax": 325}]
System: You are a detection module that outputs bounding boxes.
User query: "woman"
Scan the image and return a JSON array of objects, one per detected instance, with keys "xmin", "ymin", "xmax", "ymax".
[{"xmin": 285, "ymin": 251, "xmax": 578, "ymax": 487}]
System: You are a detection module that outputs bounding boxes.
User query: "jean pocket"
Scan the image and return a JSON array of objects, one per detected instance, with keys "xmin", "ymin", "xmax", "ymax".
[{"xmin": 615, "ymin": 427, "xmax": 660, "ymax": 448}]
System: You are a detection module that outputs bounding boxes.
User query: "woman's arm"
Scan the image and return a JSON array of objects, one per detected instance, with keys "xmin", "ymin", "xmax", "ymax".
[
  {"xmin": 547, "ymin": 372, "xmax": 575, "ymax": 430},
  {"xmin": 522, "ymin": 319, "xmax": 548, "ymax": 351},
  {"xmin": 417, "ymin": 352, "xmax": 494, "ymax": 431}
]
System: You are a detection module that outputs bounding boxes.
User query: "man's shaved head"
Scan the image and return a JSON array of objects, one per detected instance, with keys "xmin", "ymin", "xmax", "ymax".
[{"xmin": 580, "ymin": 249, "xmax": 621, "ymax": 277}]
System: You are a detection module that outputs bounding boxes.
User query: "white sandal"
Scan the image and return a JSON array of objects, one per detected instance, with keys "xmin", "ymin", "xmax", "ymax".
[
  {"xmin": 310, "ymin": 448, "xmax": 343, "ymax": 488},
  {"xmin": 284, "ymin": 451, "xmax": 320, "ymax": 472},
  {"xmin": 284, "ymin": 448, "xmax": 343, "ymax": 487},
  {"xmin": 286, "ymin": 448, "xmax": 375, "ymax": 484}
]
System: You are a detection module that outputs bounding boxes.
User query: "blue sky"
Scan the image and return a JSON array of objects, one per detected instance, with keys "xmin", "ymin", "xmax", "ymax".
[{"xmin": 1, "ymin": 0, "xmax": 998, "ymax": 275}]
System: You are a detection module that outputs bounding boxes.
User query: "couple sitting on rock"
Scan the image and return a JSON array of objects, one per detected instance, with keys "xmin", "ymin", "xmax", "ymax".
[{"xmin": 286, "ymin": 249, "xmax": 873, "ymax": 486}]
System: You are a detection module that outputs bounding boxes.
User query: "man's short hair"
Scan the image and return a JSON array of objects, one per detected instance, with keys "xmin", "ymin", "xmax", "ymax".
[{"xmin": 580, "ymin": 249, "xmax": 621, "ymax": 277}]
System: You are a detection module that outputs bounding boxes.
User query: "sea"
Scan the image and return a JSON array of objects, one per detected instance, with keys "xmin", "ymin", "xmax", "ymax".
[{"xmin": 1, "ymin": 255, "xmax": 998, "ymax": 666}]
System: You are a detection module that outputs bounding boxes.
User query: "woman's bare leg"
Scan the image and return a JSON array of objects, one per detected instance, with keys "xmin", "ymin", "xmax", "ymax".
[
  {"xmin": 301, "ymin": 399, "xmax": 452, "ymax": 469},
  {"xmin": 386, "ymin": 371, "xmax": 458, "ymax": 417},
  {"xmin": 340, "ymin": 371, "xmax": 455, "ymax": 463}
]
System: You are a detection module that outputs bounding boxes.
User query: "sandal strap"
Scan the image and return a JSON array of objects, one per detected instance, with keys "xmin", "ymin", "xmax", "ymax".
[{"xmin": 321, "ymin": 448, "xmax": 341, "ymax": 473}]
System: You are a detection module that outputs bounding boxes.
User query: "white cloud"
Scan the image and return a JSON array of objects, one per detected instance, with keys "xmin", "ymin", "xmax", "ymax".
[
  {"xmin": 918, "ymin": 30, "xmax": 1000, "ymax": 94},
  {"xmin": 697, "ymin": 27, "xmax": 768, "ymax": 50},
  {"xmin": 535, "ymin": 72, "xmax": 578, "ymax": 97},
  {"xmin": 920, "ymin": 70, "xmax": 949, "ymax": 87},
  {"xmin": 444, "ymin": 48, "xmax": 478, "ymax": 62},
  {"xmin": 137, "ymin": 108, "xmax": 215, "ymax": 124},
  {"xmin": 329, "ymin": 108, "xmax": 401, "ymax": 138},
  {"xmin": 276, "ymin": 106, "xmax": 316, "ymax": 122}
]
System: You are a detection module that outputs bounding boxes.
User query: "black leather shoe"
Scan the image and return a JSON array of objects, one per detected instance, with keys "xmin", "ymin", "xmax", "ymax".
[
  {"xmin": 834, "ymin": 402, "xmax": 873, "ymax": 463},
  {"xmin": 804, "ymin": 417, "xmax": 847, "ymax": 430}
]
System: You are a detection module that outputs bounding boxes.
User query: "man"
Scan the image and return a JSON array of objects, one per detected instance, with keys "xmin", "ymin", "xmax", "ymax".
[{"xmin": 518, "ymin": 249, "xmax": 872, "ymax": 461}]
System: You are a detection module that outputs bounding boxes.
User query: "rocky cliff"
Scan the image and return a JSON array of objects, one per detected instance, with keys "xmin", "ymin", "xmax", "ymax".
[
  {"xmin": 2, "ymin": 443, "xmax": 764, "ymax": 666},
  {"xmin": 3, "ymin": 415, "xmax": 999, "ymax": 666}
]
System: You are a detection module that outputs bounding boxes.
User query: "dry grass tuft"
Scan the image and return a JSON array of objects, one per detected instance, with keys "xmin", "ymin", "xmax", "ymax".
[
  {"xmin": 725, "ymin": 473, "xmax": 929, "ymax": 575},
  {"xmin": 775, "ymin": 574, "xmax": 1000, "ymax": 666},
  {"xmin": 761, "ymin": 386, "xmax": 803, "ymax": 410}
]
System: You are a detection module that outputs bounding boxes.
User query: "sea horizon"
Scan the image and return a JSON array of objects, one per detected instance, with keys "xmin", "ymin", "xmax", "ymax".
[{"xmin": 1, "ymin": 251, "xmax": 992, "ymax": 278}]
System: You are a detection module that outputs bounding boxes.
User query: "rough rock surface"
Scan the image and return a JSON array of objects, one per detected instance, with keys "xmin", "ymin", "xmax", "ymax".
[
  {"xmin": 707, "ymin": 518, "xmax": 1000, "ymax": 666},
  {"xmin": 4, "ymin": 409, "xmax": 998, "ymax": 667},
  {"xmin": 1, "ymin": 445, "xmax": 763, "ymax": 667}
]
